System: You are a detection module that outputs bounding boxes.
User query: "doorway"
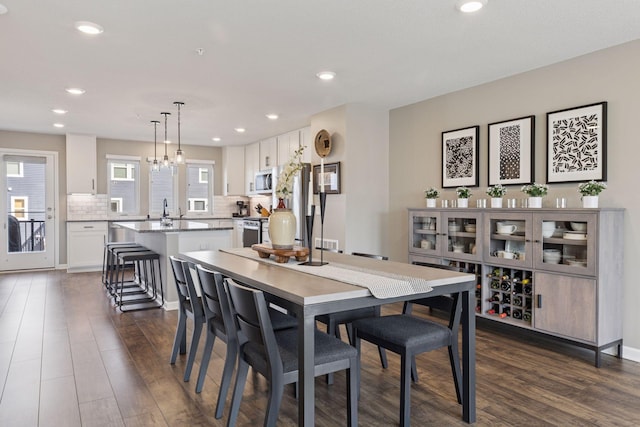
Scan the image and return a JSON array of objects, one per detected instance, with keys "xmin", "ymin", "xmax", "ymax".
[{"xmin": 1, "ymin": 151, "xmax": 56, "ymax": 270}]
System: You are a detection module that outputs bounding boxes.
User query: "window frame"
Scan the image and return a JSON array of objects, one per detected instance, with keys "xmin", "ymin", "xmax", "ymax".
[
  {"xmin": 6, "ymin": 161, "xmax": 23, "ymax": 177},
  {"xmin": 148, "ymin": 165, "xmax": 178, "ymax": 217},
  {"xmin": 186, "ymin": 161, "xmax": 214, "ymax": 215},
  {"xmin": 107, "ymin": 156, "xmax": 140, "ymax": 216},
  {"xmin": 10, "ymin": 196, "xmax": 28, "ymax": 219}
]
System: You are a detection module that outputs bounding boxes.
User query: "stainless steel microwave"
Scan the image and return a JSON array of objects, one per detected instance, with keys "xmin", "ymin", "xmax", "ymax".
[{"xmin": 255, "ymin": 170, "xmax": 273, "ymax": 193}]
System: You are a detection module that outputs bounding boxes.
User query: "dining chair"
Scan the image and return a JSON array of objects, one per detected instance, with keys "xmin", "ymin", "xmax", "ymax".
[
  {"xmin": 226, "ymin": 279, "xmax": 359, "ymax": 427},
  {"xmin": 352, "ymin": 292, "xmax": 463, "ymax": 427},
  {"xmin": 169, "ymin": 256, "xmax": 205, "ymax": 382},
  {"xmin": 315, "ymin": 251, "xmax": 389, "ymax": 384}
]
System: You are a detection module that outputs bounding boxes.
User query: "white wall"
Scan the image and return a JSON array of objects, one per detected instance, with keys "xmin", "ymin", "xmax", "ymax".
[{"xmin": 388, "ymin": 39, "xmax": 640, "ymax": 352}]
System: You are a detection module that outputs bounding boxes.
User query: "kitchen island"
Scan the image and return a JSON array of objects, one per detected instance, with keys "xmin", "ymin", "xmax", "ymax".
[{"xmin": 114, "ymin": 220, "xmax": 233, "ymax": 308}]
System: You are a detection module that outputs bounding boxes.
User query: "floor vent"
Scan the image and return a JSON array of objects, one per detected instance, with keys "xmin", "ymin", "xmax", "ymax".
[{"xmin": 314, "ymin": 238, "xmax": 339, "ymax": 252}]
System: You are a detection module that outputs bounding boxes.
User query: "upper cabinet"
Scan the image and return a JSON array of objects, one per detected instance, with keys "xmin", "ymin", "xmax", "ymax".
[
  {"xmin": 299, "ymin": 126, "xmax": 311, "ymax": 162},
  {"xmin": 277, "ymin": 130, "xmax": 300, "ymax": 166},
  {"xmin": 222, "ymin": 146, "xmax": 245, "ymax": 196},
  {"xmin": 245, "ymin": 142, "xmax": 259, "ymax": 195},
  {"xmin": 66, "ymin": 133, "xmax": 97, "ymax": 194},
  {"xmin": 259, "ymin": 137, "xmax": 277, "ymax": 170}
]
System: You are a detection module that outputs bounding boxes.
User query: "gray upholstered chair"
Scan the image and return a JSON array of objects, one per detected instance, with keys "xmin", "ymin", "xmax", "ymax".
[
  {"xmin": 226, "ymin": 279, "xmax": 359, "ymax": 427},
  {"xmin": 352, "ymin": 293, "xmax": 463, "ymax": 427}
]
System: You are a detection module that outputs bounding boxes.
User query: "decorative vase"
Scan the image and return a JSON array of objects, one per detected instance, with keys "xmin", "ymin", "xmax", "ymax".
[
  {"xmin": 269, "ymin": 208, "xmax": 296, "ymax": 250},
  {"xmin": 457, "ymin": 198, "xmax": 469, "ymax": 208},
  {"xmin": 426, "ymin": 198, "xmax": 437, "ymax": 208},
  {"xmin": 528, "ymin": 196, "xmax": 542, "ymax": 208},
  {"xmin": 490, "ymin": 198, "xmax": 503, "ymax": 208},
  {"xmin": 582, "ymin": 195, "xmax": 599, "ymax": 208}
]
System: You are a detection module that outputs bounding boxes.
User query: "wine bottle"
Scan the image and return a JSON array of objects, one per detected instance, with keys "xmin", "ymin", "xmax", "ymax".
[
  {"xmin": 486, "ymin": 308, "xmax": 496, "ymax": 315},
  {"xmin": 524, "ymin": 284, "xmax": 532, "ymax": 295},
  {"xmin": 512, "ymin": 309, "xmax": 523, "ymax": 320},
  {"xmin": 491, "ymin": 280, "xmax": 501, "ymax": 290},
  {"xmin": 502, "ymin": 293, "xmax": 511, "ymax": 304},
  {"xmin": 501, "ymin": 281, "xmax": 511, "ymax": 292},
  {"xmin": 523, "ymin": 310, "xmax": 532, "ymax": 322},
  {"xmin": 500, "ymin": 307, "xmax": 511, "ymax": 318},
  {"xmin": 513, "ymin": 282, "xmax": 523, "ymax": 294},
  {"xmin": 512, "ymin": 296, "xmax": 523, "ymax": 306},
  {"xmin": 488, "ymin": 293, "xmax": 501, "ymax": 302},
  {"xmin": 521, "ymin": 278, "xmax": 531, "ymax": 285}
]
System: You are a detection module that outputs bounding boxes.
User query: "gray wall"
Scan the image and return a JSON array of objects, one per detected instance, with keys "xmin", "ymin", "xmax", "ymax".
[{"xmin": 388, "ymin": 39, "xmax": 640, "ymax": 351}]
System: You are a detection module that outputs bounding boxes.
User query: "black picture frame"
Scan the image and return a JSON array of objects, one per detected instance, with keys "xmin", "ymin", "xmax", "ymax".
[
  {"xmin": 488, "ymin": 115, "xmax": 535, "ymax": 186},
  {"xmin": 546, "ymin": 101, "xmax": 607, "ymax": 183},
  {"xmin": 441, "ymin": 125, "xmax": 479, "ymax": 188},
  {"xmin": 313, "ymin": 161, "xmax": 341, "ymax": 194}
]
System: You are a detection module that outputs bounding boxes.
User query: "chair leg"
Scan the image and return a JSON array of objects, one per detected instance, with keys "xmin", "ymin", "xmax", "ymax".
[
  {"xmin": 195, "ymin": 330, "xmax": 216, "ymax": 393},
  {"xmin": 184, "ymin": 319, "xmax": 203, "ymax": 382},
  {"xmin": 170, "ymin": 314, "xmax": 187, "ymax": 364},
  {"xmin": 410, "ymin": 355, "xmax": 419, "ymax": 383},
  {"xmin": 265, "ymin": 375, "xmax": 284, "ymax": 427},
  {"xmin": 378, "ymin": 346, "xmax": 388, "ymax": 369},
  {"xmin": 448, "ymin": 343, "xmax": 462, "ymax": 404},
  {"xmin": 227, "ymin": 359, "xmax": 249, "ymax": 427},
  {"xmin": 215, "ymin": 342, "xmax": 238, "ymax": 419},
  {"xmin": 326, "ymin": 319, "xmax": 337, "ymax": 385},
  {"xmin": 400, "ymin": 352, "xmax": 412, "ymax": 427},
  {"xmin": 347, "ymin": 358, "xmax": 358, "ymax": 427}
]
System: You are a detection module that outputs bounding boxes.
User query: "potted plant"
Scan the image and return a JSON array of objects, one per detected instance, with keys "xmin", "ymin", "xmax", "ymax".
[
  {"xmin": 521, "ymin": 182, "xmax": 549, "ymax": 208},
  {"xmin": 486, "ymin": 184, "xmax": 507, "ymax": 208},
  {"xmin": 456, "ymin": 186, "xmax": 472, "ymax": 208},
  {"xmin": 578, "ymin": 180, "xmax": 606, "ymax": 208},
  {"xmin": 424, "ymin": 187, "xmax": 439, "ymax": 208}
]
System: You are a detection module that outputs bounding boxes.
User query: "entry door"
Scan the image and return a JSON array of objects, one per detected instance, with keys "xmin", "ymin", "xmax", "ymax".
[{"xmin": 0, "ymin": 152, "xmax": 56, "ymax": 270}]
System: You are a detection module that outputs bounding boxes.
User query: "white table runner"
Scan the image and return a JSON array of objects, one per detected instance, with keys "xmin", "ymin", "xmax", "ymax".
[{"xmin": 221, "ymin": 248, "xmax": 433, "ymax": 299}]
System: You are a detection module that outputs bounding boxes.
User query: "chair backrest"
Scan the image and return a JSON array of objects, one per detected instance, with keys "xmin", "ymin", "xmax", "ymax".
[
  {"xmin": 196, "ymin": 264, "xmax": 235, "ymax": 341},
  {"xmin": 404, "ymin": 293, "xmax": 462, "ymax": 332},
  {"xmin": 352, "ymin": 252, "xmax": 388, "ymax": 261},
  {"xmin": 169, "ymin": 256, "xmax": 203, "ymax": 317},
  {"xmin": 226, "ymin": 279, "xmax": 283, "ymax": 378}
]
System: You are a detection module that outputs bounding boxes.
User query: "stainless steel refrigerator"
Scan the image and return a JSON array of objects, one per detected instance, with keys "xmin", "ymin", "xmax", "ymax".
[{"xmin": 272, "ymin": 162, "xmax": 312, "ymax": 247}]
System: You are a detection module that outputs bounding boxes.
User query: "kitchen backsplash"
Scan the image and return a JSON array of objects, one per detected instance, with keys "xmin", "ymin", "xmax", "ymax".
[{"xmin": 67, "ymin": 194, "xmax": 273, "ymax": 220}]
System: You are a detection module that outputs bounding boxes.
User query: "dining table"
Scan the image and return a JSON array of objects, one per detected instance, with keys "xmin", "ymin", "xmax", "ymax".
[{"xmin": 180, "ymin": 247, "xmax": 477, "ymax": 425}]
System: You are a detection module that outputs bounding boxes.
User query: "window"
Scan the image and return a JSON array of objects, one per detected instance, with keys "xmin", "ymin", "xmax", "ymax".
[
  {"xmin": 10, "ymin": 196, "xmax": 28, "ymax": 219},
  {"xmin": 150, "ymin": 166, "xmax": 177, "ymax": 216},
  {"xmin": 187, "ymin": 163, "xmax": 213, "ymax": 214},
  {"xmin": 107, "ymin": 158, "xmax": 139, "ymax": 215},
  {"xmin": 6, "ymin": 161, "xmax": 23, "ymax": 177}
]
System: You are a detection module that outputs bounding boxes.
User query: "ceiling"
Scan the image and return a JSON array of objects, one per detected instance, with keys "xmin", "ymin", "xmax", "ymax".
[{"xmin": 1, "ymin": 1, "xmax": 640, "ymax": 148}]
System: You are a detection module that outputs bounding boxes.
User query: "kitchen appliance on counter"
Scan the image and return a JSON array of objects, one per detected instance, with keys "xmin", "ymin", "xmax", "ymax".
[
  {"xmin": 233, "ymin": 201, "xmax": 249, "ymax": 217},
  {"xmin": 255, "ymin": 169, "xmax": 274, "ymax": 193}
]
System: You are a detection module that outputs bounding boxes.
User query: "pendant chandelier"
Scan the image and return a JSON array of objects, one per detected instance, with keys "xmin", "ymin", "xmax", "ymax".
[
  {"xmin": 161, "ymin": 111, "xmax": 171, "ymax": 167},
  {"xmin": 151, "ymin": 120, "xmax": 160, "ymax": 171},
  {"xmin": 174, "ymin": 101, "xmax": 185, "ymax": 163}
]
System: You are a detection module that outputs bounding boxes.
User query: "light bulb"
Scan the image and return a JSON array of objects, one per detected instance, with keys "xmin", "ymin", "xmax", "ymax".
[
  {"xmin": 163, "ymin": 155, "xmax": 169, "ymax": 167},
  {"xmin": 152, "ymin": 159, "xmax": 159, "ymax": 171},
  {"xmin": 175, "ymin": 149, "xmax": 184, "ymax": 164}
]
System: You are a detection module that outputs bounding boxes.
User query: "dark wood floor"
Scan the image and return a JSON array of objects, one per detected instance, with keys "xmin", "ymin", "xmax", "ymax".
[{"xmin": 1, "ymin": 270, "xmax": 639, "ymax": 426}]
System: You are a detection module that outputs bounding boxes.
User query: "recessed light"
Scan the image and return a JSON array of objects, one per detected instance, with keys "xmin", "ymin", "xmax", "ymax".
[
  {"xmin": 266, "ymin": 114, "xmax": 279, "ymax": 120},
  {"xmin": 53, "ymin": 123, "xmax": 65, "ymax": 128},
  {"xmin": 65, "ymin": 87, "xmax": 85, "ymax": 95},
  {"xmin": 52, "ymin": 109, "xmax": 68, "ymax": 115},
  {"xmin": 456, "ymin": 0, "xmax": 487, "ymax": 13},
  {"xmin": 316, "ymin": 71, "xmax": 336, "ymax": 81},
  {"xmin": 212, "ymin": 137, "xmax": 221, "ymax": 142},
  {"xmin": 0, "ymin": 4, "xmax": 8, "ymax": 15},
  {"xmin": 234, "ymin": 128, "xmax": 246, "ymax": 133},
  {"xmin": 75, "ymin": 21, "xmax": 104, "ymax": 35}
]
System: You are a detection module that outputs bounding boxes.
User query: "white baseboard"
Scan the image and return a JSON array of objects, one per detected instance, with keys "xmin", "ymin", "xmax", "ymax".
[
  {"xmin": 163, "ymin": 300, "xmax": 179, "ymax": 311},
  {"xmin": 621, "ymin": 345, "xmax": 640, "ymax": 363}
]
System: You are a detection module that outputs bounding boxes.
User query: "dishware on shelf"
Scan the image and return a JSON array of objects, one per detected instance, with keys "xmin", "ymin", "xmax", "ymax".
[
  {"xmin": 496, "ymin": 224, "xmax": 517, "ymax": 235},
  {"xmin": 563, "ymin": 231, "xmax": 587, "ymax": 240},
  {"xmin": 420, "ymin": 239, "xmax": 432, "ymax": 250},
  {"xmin": 464, "ymin": 224, "xmax": 476, "ymax": 233},
  {"xmin": 543, "ymin": 249, "xmax": 561, "ymax": 264},
  {"xmin": 566, "ymin": 258, "xmax": 587, "ymax": 267},
  {"xmin": 542, "ymin": 221, "xmax": 556, "ymax": 238},
  {"xmin": 452, "ymin": 243, "xmax": 465, "ymax": 253},
  {"xmin": 570, "ymin": 222, "xmax": 587, "ymax": 231},
  {"xmin": 448, "ymin": 223, "xmax": 461, "ymax": 233}
]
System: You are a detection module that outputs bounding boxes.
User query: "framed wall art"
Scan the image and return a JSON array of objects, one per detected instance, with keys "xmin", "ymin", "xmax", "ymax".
[
  {"xmin": 488, "ymin": 115, "xmax": 535, "ymax": 186},
  {"xmin": 441, "ymin": 125, "xmax": 479, "ymax": 188},
  {"xmin": 313, "ymin": 161, "xmax": 341, "ymax": 194},
  {"xmin": 547, "ymin": 101, "xmax": 607, "ymax": 183}
]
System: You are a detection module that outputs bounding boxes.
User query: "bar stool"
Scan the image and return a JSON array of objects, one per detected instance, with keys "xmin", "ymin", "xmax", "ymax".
[
  {"xmin": 103, "ymin": 242, "xmax": 143, "ymax": 288},
  {"xmin": 114, "ymin": 248, "xmax": 164, "ymax": 311},
  {"xmin": 107, "ymin": 245, "xmax": 149, "ymax": 298}
]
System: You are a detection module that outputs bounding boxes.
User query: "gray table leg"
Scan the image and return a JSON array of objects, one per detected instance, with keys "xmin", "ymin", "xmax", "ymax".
[
  {"xmin": 462, "ymin": 282, "xmax": 476, "ymax": 423},
  {"xmin": 299, "ymin": 308, "xmax": 316, "ymax": 426}
]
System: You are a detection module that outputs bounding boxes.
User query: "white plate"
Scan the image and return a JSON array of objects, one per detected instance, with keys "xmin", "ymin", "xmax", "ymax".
[{"xmin": 563, "ymin": 231, "xmax": 587, "ymax": 240}]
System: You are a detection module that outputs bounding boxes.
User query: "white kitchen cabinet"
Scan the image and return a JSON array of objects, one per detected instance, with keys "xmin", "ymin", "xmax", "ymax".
[
  {"xmin": 222, "ymin": 146, "xmax": 245, "ymax": 195},
  {"xmin": 67, "ymin": 221, "xmax": 107, "ymax": 272},
  {"xmin": 233, "ymin": 219, "xmax": 244, "ymax": 248},
  {"xmin": 245, "ymin": 142, "xmax": 259, "ymax": 195},
  {"xmin": 277, "ymin": 130, "xmax": 300, "ymax": 166},
  {"xmin": 299, "ymin": 126, "xmax": 311, "ymax": 162},
  {"xmin": 66, "ymin": 134, "xmax": 97, "ymax": 194},
  {"xmin": 259, "ymin": 137, "xmax": 277, "ymax": 170}
]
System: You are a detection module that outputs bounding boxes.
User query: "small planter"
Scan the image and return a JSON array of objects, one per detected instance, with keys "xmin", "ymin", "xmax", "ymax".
[
  {"xmin": 490, "ymin": 198, "xmax": 503, "ymax": 208},
  {"xmin": 426, "ymin": 198, "xmax": 437, "ymax": 208},
  {"xmin": 528, "ymin": 197, "xmax": 542, "ymax": 208},
  {"xmin": 582, "ymin": 195, "xmax": 599, "ymax": 208},
  {"xmin": 457, "ymin": 198, "xmax": 469, "ymax": 208}
]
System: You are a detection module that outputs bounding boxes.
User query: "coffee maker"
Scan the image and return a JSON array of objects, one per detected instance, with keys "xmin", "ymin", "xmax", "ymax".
[{"xmin": 234, "ymin": 201, "xmax": 249, "ymax": 217}]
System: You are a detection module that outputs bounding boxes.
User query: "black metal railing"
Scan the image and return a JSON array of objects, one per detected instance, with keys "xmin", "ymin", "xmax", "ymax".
[{"xmin": 8, "ymin": 218, "xmax": 46, "ymax": 252}]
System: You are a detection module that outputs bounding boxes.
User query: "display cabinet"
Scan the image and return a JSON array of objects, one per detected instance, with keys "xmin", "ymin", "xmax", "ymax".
[{"xmin": 408, "ymin": 207, "xmax": 624, "ymax": 367}]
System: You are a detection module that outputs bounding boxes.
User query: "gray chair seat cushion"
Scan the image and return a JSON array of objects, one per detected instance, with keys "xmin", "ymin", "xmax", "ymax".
[
  {"xmin": 353, "ymin": 315, "xmax": 451, "ymax": 351},
  {"xmin": 268, "ymin": 308, "xmax": 298, "ymax": 330}
]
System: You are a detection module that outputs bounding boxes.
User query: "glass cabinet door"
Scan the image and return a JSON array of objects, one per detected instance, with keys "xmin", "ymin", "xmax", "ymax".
[
  {"xmin": 409, "ymin": 211, "xmax": 442, "ymax": 256},
  {"xmin": 441, "ymin": 211, "xmax": 482, "ymax": 261},
  {"xmin": 483, "ymin": 212, "xmax": 533, "ymax": 268},
  {"xmin": 532, "ymin": 212, "xmax": 596, "ymax": 276}
]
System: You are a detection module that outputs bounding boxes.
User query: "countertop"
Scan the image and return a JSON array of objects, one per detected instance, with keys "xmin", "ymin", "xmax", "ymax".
[
  {"xmin": 113, "ymin": 220, "xmax": 233, "ymax": 233},
  {"xmin": 66, "ymin": 216, "xmax": 236, "ymax": 223}
]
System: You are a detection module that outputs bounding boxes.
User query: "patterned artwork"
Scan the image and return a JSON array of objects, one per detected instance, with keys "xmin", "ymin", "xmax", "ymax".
[
  {"xmin": 499, "ymin": 125, "xmax": 521, "ymax": 180},
  {"xmin": 445, "ymin": 136, "xmax": 474, "ymax": 179},
  {"xmin": 441, "ymin": 126, "xmax": 479, "ymax": 188},
  {"xmin": 488, "ymin": 116, "xmax": 534, "ymax": 186},
  {"xmin": 547, "ymin": 102, "xmax": 607, "ymax": 183}
]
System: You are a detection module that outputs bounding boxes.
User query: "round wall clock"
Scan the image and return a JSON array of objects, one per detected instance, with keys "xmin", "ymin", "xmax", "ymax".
[{"xmin": 314, "ymin": 129, "xmax": 332, "ymax": 158}]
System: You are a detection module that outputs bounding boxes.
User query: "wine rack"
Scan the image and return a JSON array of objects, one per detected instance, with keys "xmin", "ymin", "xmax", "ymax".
[{"xmin": 483, "ymin": 265, "xmax": 533, "ymax": 326}]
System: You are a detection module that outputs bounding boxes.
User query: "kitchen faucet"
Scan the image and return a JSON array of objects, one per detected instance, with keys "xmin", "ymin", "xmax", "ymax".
[{"xmin": 162, "ymin": 198, "xmax": 168, "ymax": 218}]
